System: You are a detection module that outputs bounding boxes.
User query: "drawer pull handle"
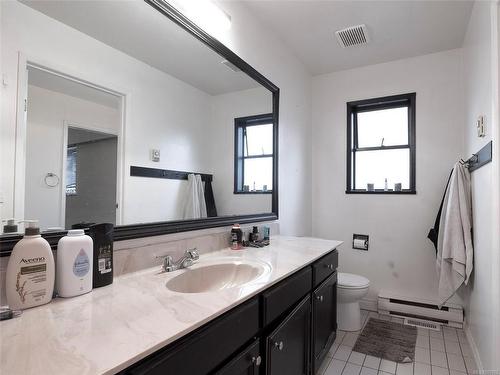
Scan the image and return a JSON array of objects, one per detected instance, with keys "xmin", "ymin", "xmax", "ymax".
[
  {"xmin": 251, "ymin": 355, "xmax": 262, "ymax": 366},
  {"xmin": 274, "ymin": 341, "xmax": 284, "ymax": 351},
  {"xmin": 316, "ymin": 295, "xmax": 324, "ymax": 302},
  {"xmin": 325, "ymin": 264, "xmax": 334, "ymax": 270}
]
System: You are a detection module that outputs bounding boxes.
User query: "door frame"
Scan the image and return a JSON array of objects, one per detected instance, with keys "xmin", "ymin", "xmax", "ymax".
[{"xmin": 14, "ymin": 52, "xmax": 127, "ymax": 228}]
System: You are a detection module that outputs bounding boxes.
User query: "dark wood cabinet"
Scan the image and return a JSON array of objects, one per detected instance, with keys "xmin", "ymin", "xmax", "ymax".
[
  {"xmin": 312, "ymin": 272, "xmax": 338, "ymax": 374},
  {"xmin": 123, "ymin": 249, "xmax": 338, "ymax": 375},
  {"xmin": 215, "ymin": 339, "xmax": 261, "ymax": 375},
  {"xmin": 266, "ymin": 295, "xmax": 311, "ymax": 375}
]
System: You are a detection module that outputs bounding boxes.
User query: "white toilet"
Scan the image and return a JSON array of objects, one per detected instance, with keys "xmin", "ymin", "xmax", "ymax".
[{"xmin": 337, "ymin": 273, "xmax": 370, "ymax": 331}]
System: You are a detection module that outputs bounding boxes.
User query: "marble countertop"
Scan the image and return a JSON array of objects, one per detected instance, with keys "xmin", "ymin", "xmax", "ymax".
[{"xmin": 0, "ymin": 236, "xmax": 341, "ymax": 375}]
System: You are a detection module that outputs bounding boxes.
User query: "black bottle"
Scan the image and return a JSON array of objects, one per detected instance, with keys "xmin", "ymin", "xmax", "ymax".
[{"xmin": 89, "ymin": 223, "xmax": 114, "ymax": 288}]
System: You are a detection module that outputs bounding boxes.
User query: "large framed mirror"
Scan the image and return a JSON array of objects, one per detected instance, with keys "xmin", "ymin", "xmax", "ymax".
[{"xmin": 0, "ymin": 0, "xmax": 279, "ymax": 253}]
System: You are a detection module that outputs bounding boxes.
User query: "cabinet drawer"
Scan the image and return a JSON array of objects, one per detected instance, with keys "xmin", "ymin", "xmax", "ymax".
[
  {"xmin": 261, "ymin": 267, "xmax": 312, "ymax": 325},
  {"xmin": 313, "ymin": 249, "xmax": 338, "ymax": 287},
  {"xmin": 127, "ymin": 298, "xmax": 259, "ymax": 375}
]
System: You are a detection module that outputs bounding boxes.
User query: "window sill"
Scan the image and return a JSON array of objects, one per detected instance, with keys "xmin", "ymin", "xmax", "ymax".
[
  {"xmin": 234, "ymin": 191, "xmax": 273, "ymax": 195},
  {"xmin": 345, "ymin": 189, "xmax": 416, "ymax": 195}
]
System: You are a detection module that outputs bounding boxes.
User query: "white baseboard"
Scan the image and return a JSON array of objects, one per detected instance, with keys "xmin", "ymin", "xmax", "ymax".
[
  {"xmin": 360, "ymin": 297, "xmax": 378, "ymax": 312},
  {"xmin": 464, "ymin": 321, "xmax": 484, "ymax": 373}
]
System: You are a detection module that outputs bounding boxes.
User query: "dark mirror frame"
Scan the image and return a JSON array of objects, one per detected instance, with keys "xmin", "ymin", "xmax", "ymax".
[{"xmin": 0, "ymin": 0, "xmax": 279, "ymax": 256}]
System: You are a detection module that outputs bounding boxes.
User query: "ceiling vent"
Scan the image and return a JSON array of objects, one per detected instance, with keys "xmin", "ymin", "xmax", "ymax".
[
  {"xmin": 335, "ymin": 24, "xmax": 370, "ymax": 48},
  {"xmin": 221, "ymin": 60, "xmax": 241, "ymax": 72}
]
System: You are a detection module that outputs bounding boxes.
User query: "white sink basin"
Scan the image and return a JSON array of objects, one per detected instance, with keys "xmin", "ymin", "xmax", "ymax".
[{"xmin": 165, "ymin": 258, "xmax": 271, "ymax": 293}]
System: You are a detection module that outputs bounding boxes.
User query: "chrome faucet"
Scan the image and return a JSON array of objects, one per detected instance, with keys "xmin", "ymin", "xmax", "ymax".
[{"xmin": 157, "ymin": 248, "xmax": 199, "ymax": 272}]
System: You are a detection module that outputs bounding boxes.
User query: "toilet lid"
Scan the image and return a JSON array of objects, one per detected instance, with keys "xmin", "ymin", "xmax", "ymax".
[{"xmin": 338, "ymin": 273, "xmax": 370, "ymax": 289}]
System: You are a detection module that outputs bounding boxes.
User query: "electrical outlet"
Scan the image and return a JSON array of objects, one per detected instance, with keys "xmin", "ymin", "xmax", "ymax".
[{"xmin": 151, "ymin": 149, "xmax": 160, "ymax": 162}]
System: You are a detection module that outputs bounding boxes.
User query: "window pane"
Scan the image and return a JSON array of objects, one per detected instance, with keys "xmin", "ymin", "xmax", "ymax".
[
  {"xmin": 357, "ymin": 107, "xmax": 408, "ymax": 147},
  {"xmin": 66, "ymin": 146, "xmax": 77, "ymax": 195},
  {"xmin": 244, "ymin": 124, "xmax": 273, "ymax": 156},
  {"xmin": 355, "ymin": 149, "xmax": 410, "ymax": 190},
  {"xmin": 244, "ymin": 157, "xmax": 273, "ymax": 191}
]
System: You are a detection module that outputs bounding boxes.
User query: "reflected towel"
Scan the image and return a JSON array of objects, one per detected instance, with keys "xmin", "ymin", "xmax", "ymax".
[
  {"xmin": 436, "ymin": 162, "xmax": 473, "ymax": 306},
  {"xmin": 183, "ymin": 174, "xmax": 207, "ymax": 219}
]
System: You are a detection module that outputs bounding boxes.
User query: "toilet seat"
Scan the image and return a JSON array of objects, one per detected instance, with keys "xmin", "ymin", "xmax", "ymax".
[{"xmin": 338, "ymin": 273, "xmax": 370, "ymax": 289}]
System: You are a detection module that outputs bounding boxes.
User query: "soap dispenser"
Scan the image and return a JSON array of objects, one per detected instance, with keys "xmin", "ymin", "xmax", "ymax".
[{"xmin": 6, "ymin": 220, "xmax": 55, "ymax": 310}]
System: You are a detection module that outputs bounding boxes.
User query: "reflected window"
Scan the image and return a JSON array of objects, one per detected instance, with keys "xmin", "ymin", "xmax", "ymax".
[
  {"xmin": 66, "ymin": 146, "xmax": 77, "ymax": 195},
  {"xmin": 234, "ymin": 114, "xmax": 275, "ymax": 194},
  {"xmin": 347, "ymin": 93, "xmax": 416, "ymax": 193}
]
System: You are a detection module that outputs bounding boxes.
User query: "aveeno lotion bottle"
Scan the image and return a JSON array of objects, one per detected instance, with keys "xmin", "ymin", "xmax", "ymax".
[{"xmin": 6, "ymin": 220, "xmax": 55, "ymax": 309}]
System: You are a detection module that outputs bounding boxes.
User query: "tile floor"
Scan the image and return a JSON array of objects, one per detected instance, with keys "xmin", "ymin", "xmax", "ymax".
[{"xmin": 317, "ymin": 310, "xmax": 478, "ymax": 375}]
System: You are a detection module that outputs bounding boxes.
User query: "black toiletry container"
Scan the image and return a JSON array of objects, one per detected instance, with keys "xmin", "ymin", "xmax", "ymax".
[{"xmin": 89, "ymin": 223, "xmax": 114, "ymax": 288}]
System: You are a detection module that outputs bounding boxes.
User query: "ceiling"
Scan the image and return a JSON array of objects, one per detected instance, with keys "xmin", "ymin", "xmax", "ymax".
[
  {"xmin": 241, "ymin": 0, "xmax": 474, "ymax": 75},
  {"xmin": 21, "ymin": 0, "xmax": 260, "ymax": 95},
  {"xmin": 28, "ymin": 66, "xmax": 122, "ymax": 109}
]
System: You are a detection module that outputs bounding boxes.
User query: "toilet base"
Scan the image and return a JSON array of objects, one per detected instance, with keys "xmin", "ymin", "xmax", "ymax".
[{"xmin": 338, "ymin": 301, "xmax": 362, "ymax": 331}]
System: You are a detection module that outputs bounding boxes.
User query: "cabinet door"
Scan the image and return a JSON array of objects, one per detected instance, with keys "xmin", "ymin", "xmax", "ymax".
[
  {"xmin": 266, "ymin": 295, "xmax": 311, "ymax": 375},
  {"xmin": 215, "ymin": 339, "xmax": 261, "ymax": 375},
  {"xmin": 312, "ymin": 272, "xmax": 337, "ymax": 374}
]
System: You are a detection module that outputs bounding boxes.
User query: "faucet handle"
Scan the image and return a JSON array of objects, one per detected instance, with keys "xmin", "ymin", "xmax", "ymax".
[
  {"xmin": 156, "ymin": 254, "xmax": 174, "ymax": 272},
  {"xmin": 186, "ymin": 248, "xmax": 199, "ymax": 260}
]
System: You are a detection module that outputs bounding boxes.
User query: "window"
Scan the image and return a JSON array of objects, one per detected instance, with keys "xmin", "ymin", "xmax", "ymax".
[
  {"xmin": 66, "ymin": 146, "xmax": 77, "ymax": 195},
  {"xmin": 234, "ymin": 114, "xmax": 275, "ymax": 194},
  {"xmin": 346, "ymin": 93, "xmax": 416, "ymax": 194}
]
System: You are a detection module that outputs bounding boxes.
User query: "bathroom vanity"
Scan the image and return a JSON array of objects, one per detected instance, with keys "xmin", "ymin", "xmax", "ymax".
[
  {"xmin": 123, "ymin": 245, "xmax": 338, "ymax": 375},
  {"xmin": 0, "ymin": 236, "xmax": 340, "ymax": 375}
]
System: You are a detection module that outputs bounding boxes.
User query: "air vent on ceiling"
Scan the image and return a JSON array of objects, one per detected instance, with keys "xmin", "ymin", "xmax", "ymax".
[
  {"xmin": 221, "ymin": 60, "xmax": 241, "ymax": 72},
  {"xmin": 335, "ymin": 24, "xmax": 370, "ymax": 48}
]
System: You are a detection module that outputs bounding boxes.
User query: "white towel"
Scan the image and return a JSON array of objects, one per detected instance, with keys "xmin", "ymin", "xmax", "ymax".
[
  {"xmin": 183, "ymin": 174, "xmax": 207, "ymax": 219},
  {"xmin": 436, "ymin": 162, "xmax": 473, "ymax": 306}
]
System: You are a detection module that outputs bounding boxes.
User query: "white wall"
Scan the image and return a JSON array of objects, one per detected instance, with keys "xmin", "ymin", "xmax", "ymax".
[
  {"xmin": 460, "ymin": 1, "xmax": 500, "ymax": 371},
  {"xmin": 312, "ymin": 49, "xmax": 465, "ymax": 304},
  {"xmin": 210, "ymin": 86, "xmax": 272, "ymax": 216},
  {"xmin": 214, "ymin": 2, "xmax": 313, "ymax": 235},
  {"xmin": 24, "ymin": 84, "xmax": 120, "ymax": 230}
]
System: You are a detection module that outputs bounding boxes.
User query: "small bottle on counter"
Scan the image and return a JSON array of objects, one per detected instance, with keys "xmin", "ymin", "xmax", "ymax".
[
  {"xmin": 89, "ymin": 223, "xmax": 114, "ymax": 288},
  {"xmin": 231, "ymin": 224, "xmax": 243, "ymax": 250},
  {"xmin": 56, "ymin": 229, "xmax": 93, "ymax": 297}
]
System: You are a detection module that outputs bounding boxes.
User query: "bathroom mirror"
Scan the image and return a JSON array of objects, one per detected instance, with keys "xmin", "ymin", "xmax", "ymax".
[{"xmin": 0, "ymin": 0, "xmax": 278, "ymax": 251}]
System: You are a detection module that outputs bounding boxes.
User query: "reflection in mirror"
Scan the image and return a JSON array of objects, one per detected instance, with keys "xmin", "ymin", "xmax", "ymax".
[
  {"xmin": 1, "ymin": 0, "xmax": 276, "ymax": 235},
  {"xmin": 24, "ymin": 67, "xmax": 120, "ymax": 231}
]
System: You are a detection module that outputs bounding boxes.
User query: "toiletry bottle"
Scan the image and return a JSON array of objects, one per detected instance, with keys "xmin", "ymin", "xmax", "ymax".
[
  {"xmin": 384, "ymin": 178, "xmax": 388, "ymax": 191},
  {"xmin": 2, "ymin": 219, "xmax": 18, "ymax": 234},
  {"xmin": 89, "ymin": 223, "xmax": 114, "ymax": 288},
  {"xmin": 251, "ymin": 226, "xmax": 260, "ymax": 242},
  {"xmin": 6, "ymin": 220, "xmax": 55, "ymax": 310},
  {"xmin": 231, "ymin": 224, "xmax": 243, "ymax": 250},
  {"xmin": 56, "ymin": 229, "xmax": 93, "ymax": 297},
  {"xmin": 263, "ymin": 226, "xmax": 270, "ymax": 241}
]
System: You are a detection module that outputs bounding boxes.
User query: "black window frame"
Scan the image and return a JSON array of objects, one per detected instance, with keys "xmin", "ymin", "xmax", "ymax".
[
  {"xmin": 234, "ymin": 113, "xmax": 275, "ymax": 194},
  {"xmin": 346, "ymin": 92, "xmax": 416, "ymax": 194}
]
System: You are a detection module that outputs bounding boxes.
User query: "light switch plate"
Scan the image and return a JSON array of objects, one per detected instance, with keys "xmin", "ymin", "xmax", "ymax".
[
  {"xmin": 151, "ymin": 149, "xmax": 160, "ymax": 162},
  {"xmin": 477, "ymin": 115, "xmax": 486, "ymax": 137}
]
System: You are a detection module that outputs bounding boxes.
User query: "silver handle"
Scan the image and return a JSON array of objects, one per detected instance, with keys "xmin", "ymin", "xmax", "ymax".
[
  {"xmin": 274, "ymin": 341, "xmax": 284, "ymax": 351},
  {"xmin": 316, "ymin": 295, "xmax": 324, "ymax": 302},
  {"xmin": 251, "ymin": 355, "xmax": 262, "ymax": 366},
  {"xmin": 325, "ymin": 264, "xmax": 334, "ymax": 270},
  {"xmin": 186, "ymin": 248, "xmax": 199, "ymax": 260}
]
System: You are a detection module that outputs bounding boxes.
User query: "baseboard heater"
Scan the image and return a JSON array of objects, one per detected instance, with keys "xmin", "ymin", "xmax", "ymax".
[{"xmin": 378, "ymin": 290, "xmax": 464, "ymax": 328}]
